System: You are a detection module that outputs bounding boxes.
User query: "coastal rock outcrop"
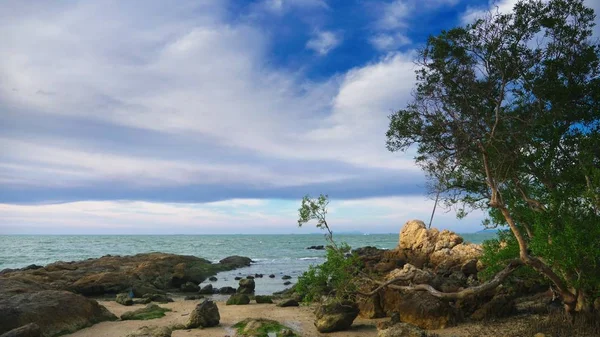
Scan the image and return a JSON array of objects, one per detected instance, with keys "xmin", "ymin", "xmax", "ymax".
[
  {"xmin": 219, "ymin": 256, "xmax": 252, "ymax": 268},
  {"xmin": 314, "ymin": 300, "xmax": 359, "ymax": 333},
  {"xmin": 186, "ymin": 300, "xmax": 220, "ymax": 328},
  {"xmin": 0, "ymin": 323, "xmax": 41, "ymax": 337},
  {"xmin": 0, "ymin": 289, "xmax": 117, "ymax": 336},
  {"xmin": 237, "ymin": 279, "xmax": 255, "ymax": 294}
]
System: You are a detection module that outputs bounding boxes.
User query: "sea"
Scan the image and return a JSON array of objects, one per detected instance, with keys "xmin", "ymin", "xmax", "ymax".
[{"xmin": 0, "ymin": 232, "xmax": 497, "ymax": 295}]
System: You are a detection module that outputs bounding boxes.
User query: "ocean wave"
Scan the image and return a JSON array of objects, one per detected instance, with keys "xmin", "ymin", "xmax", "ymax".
[{"xmin": 298, "ymin": 257, "xmax": 323, "ymax": 261}]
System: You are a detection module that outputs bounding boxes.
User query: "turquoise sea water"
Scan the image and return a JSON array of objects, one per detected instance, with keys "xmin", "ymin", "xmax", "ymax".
[{"xmin": 0, "ymin": 232, "xmax": 497, "ymax": 295}]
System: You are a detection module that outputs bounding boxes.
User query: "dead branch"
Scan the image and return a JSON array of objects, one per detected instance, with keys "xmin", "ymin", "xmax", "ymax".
[{"xmin": 357, "ymin": 259, "xmax": 523, "ymax": 300}]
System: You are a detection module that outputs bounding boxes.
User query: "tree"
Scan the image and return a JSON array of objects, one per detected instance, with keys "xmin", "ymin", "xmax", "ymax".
[{"xmin": 386, "ymin": 0, "xmax": 600, "ymax": 314}]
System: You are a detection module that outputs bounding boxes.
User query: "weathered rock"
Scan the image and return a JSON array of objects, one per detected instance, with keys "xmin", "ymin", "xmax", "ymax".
[
  {"xmin": 0, "ymin": 290, "xmax": 116, "ymax": 336},
  {"xmin": 186, "ymin": 300, "xmax": 220, "ymax": 328},
  {"xmin": 277, "ymin": 299, "xmax": 299, "ymax": 307},
  {"xmin": 283, "ymin": 281, "xmax": 292, "ymax": 286},
  {"xmin": 184, "ymin": 295, "xmax": 204, "ymax": 301},
  {"xmin": 307, "ymin": 245, "xmax": 325, "ymax": 250},
  {"xmin": 208, "ymin": 276, "xmax": 217, "ymax": 282},
  {"xmin": 254, "ymin": 274, "xmax": 263, "ymax": 278},
  {"xmin": 377, "ymin": 322, "xmax": 432, "ymax": 337},
  {"xmin": 131, "ymin": 282, "xmax": 164, "ymax": 298},
  {"xmin": 198, "ymin": 284, "xmax": 213, "ymax": 295},
  {"xmin": 180, "ymin": 282, "xmax": 200, "ymax": 293},
  {"xmin": 235, "ymin": 318, "xmax": 296, "ymax": 337},
  {"xmin": 282, "ymin": 275, "xmax": 292, "ymax": 280},
  {"xmin": 380, "ymin": 291, "xmax": 455, "ymax": 330},
  {"xmin": 246, "ymin": 275, "xmax": 255, "ymax": 279},
  {"xmin": 385, "ymin": 264, "xmax": 435, "ymax": 285},
  {"xmin": 314, "ymin": 300, "xmax": 359, "ymax": 333},
  {"xmin": 125, "ymin": 326, "xmax": 172, "ymax": 337},
  {"xmin": 133, "ymin": 298, "xmax": 152, "ymax": 305},
  {"xmin": 0, "ymin": 323, "xmax": 41, "ymax": 337},
  {"xmin": 268, "ymin": 274, "xmax": 275, "ymax": 278},
  {"xmin": 120, "ymin": 304, "xmax": 170, "ymax": 320},
  {"xmin": 396, "ymin": 220, "xmax": 481, "ymax": 271},
  {"xmin": 255, "ymin": 295, "xmax": 273, "ymax": 304},
  {"xmin": 357, "ymin": 292, "xmax": 385, "ymax": 319},
  {"xmin": 219, "ymin": 256, "xmax": 252, "ymax": 268},
  {"xmin": 219, "ymin": 286, "xmax": 236, "ymax": 294},
  {"xmin": 461, "ymin": 259, "xmax": 479, "ymax": 277},
  {"xmin": 471, "ymin": 294, "xmax": 515, "ymax": 320},
  {"xmin": 142, "ymin": 294, "xmax": 173, "ymax": 304},
  {"xmin": 116, "ymin": 293, "xmax": 134, "ymax": 306},
  {"xmin": 234, "ymin": 276, "xmax": 242, "ymax": 280},
  {"xmin": 226, "ymin": 294, "xmax": 250, "ymax": 305},
  {"xmin": 237, "ymin": 279, "xmax": 255, "ymax": 294}
]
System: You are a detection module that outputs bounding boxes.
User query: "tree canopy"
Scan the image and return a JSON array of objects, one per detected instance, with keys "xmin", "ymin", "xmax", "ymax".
[{"xmin": 386, "ymin": 0, "xmax": 599, "ymax": 313}]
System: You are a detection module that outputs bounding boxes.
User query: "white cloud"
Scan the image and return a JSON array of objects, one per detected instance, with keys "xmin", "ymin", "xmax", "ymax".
[
  {"xmin": 376, "ymin": 1, "xmax": 412, "ymax": 30},
  {"xmin": 306, "ymin": 30, "xmax": 342, "ymax": 55},
  {"xmin": 369, "ymin": 33, "xmax": 411, "ymax": 51}
]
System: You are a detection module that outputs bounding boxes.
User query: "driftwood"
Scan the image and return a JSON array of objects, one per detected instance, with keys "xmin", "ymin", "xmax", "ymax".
[{"xmin": 357, "ymin": 259, "xmax": 523, "ymax": 300}]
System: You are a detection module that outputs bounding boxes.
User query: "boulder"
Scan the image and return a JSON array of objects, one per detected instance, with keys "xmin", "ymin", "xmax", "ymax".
[
  {"xmin": 234, "ymin": 318, "xmax": 296, "ymax": 337},
  {"xmin": 235, "ymin": 276, "xmax": 242, "ymax": 280},
  {"xmin": 208, "ymin": 276, "xmax": 218, "ymax": 282},
  {"xmin": 277, "ymin": 299, "xmax": 299, "ymax": 307},
  {"xmin": 237, "ymin": 279, "xmax": 255, "ymax": 294},
  {"xmin": 186, "ymin": 300, "xmax": 220, "ymax": 328},
  {"xmin": 246, "ymin": 275, "xmax": 255, "ymax": 279},
  {"xmin": 226, "ymin": 294, "xmax": 250, "ymax": 305},
  {"xmin": 380, "ymin": 291, "xmax": 455, "ymax": 330},
  {"xmin": 283, "ymin": 281, "xmax": 292, "ymax": 286},
  {"xmin": 219, "ymin": 286, "xmax": 236, "ymax": 294},
  {"xmin": 121, "ymin": 304, "xmax": 170, "ymax": 320},
  {"xmin": 282, "ymin": 275, "xmax": 292, "ymax": 280},
  {"xmin": 125, "ymin": 326, "xmax": 172, "ymax": 337},
  {"xmin": 471, "ymin": 294, "xmax": 515, "ymax": 320},
  {"xmin": 0, "ymin": 323, "xmax": 41, "ymax": 337},
  {"xmin": 142, "ymin": 294, "xmax": 173, "ymax": 304},
  {"xmin": 180, "ymin": 282, "xmax": 200, "ymax": 293},
  {"xmin": 269, "ymin": 274, "xmax": 275, "ymax": 278},
  {"xmin": 219, "ymin": 256, "xmax": 252, "ymax": 268},
  {"xmin": 0, "ymin": 290, "xmax": 116, "ymax": 336},
  {"xmin": 314, "ymin": 300, "xmax": 359, "ymax": 333},
  {"xmin": 255, "ymin": 295, "xmax": 273, "ymax": 304},
  {"xmin": 199, "ymin": 284, "xmax": 214, "ymax": 295},
  {"xmin": 377, "ymin": 322, "xmax": 433, "ymax": 337},
  {"xmin": 461, "ymin": 259, "xmax": 479, "ymax": 277},
  {"xmin": 357, "ymin": 292, "xmax": 385, "ymax": 319},
  {"xmin": 116, "ymin": 293, "xmax": 134, "ymax": 306},
  {"xmin": 133, "ymin": 298, "xmax": 152, "ymax": 305},
  {"xmin": 306, "ymin": 245, "xmax": 325, "ymax": 250},
  {"xmin": 254, "ymin": 274, "xmax": 263, "ymax": 278}
]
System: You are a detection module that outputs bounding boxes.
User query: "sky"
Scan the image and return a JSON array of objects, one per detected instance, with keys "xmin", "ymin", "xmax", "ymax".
[{"xmin": 1, "ymin": 0, "xmax": 599, "ymax": 234}]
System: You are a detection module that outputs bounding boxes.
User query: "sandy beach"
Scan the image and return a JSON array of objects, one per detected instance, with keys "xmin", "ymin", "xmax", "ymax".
[{"xmin": 65, "ymin": 299, "xmax": 384, "ymax": 337}]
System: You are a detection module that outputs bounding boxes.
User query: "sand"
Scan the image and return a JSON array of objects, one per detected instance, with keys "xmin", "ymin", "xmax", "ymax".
[{"xmin": 65, "ymin": 299, "xmax": 383, "ymax": 337}]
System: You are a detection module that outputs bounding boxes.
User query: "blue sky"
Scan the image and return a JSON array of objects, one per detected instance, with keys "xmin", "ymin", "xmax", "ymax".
[{"xmin": 1, "ymin": 0, "xmax": 599, "ymax": 234}]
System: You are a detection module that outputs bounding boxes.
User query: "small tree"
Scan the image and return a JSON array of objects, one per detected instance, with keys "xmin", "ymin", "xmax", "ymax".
[
  {"xmin": 386, "ymin": 0, "xmax": 599, "ymax": 313},
  {"xmin": 296, "ymin": 194, "xmax": 360, "ymax": 302}
]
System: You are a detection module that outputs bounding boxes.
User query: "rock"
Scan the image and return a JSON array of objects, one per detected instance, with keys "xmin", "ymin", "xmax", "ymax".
[
  {"xmin": 255, "ymin": 295, "xmax": 273, "ymax": 304},
  {"xmin": 219, "ymin": 286, "xmax": 236, "ymax": 294},
  {"xmin": 208, "ymin": 276, "xmax": 217, "ymax": 282},
  {"xmin": 533, "ymin": 333, "xmax": 546, "ymax": 337},
  {"xmin": 461, "ymin": 259, "xmax": 478, "ymax": 277},
  {"xmin": 306, "ymin": 245, "xmax": 325, "ymax": 250},
  {"xmin": 471, "ymin": 294, "xmax": 515, "ymax": 320},
  {"xmin": 237, "ymin": 279, "xmax": 255, "ymax": 294},
  {"xmin": 116, "ymin": 293, "xmax": 134, "ymax": 306},
  {"xmin": 246, "ymin": 275, "xmax": 255, "ymax": 279},
  {"xmin": 184, "ymin": 295, "xmax": 204, "ymax": 301},
  {"xmin": 282, "ymin": 275, "xmax": 292, "ymax": 280},
  {"xmin": 0, "ymin": 323, "xmax": 41, "ymax": 337},
  {"xmin": 0, "ymin": 290, "xmax": 116, "ymax": 336},
  {"xmin": 199, "ymin": 284, "xmax": 214, "ymax": 295},
  {"xmin": 314, "ymin": 300, "xmax": 359, "ymax": 333},
  {"xmin": 385, "ymin": 264, "xmax": 435, "ymax": 285},
  {"xmin": 254, "ymin": 274, "xmax": 263, "ymax": 278},
  {"xmin": 396, "ymin": 220, "xmax": 480, "ymax": 271},
  {"xmin": 125, "ymin": 326, "xmax": 172, "ymax": 337},
  {"xmin": 269, "ymin": 274, "xmax": 275, "ymax": 278},
  {"xmin": 121, "ymin": 304, "xmax": 171, "ymax": 320},
  {"xmin": 142, "ymin": 294, "xmax": 173, "ymax": 303},
  {"xmin": 277, "ymin": 299, "xmax": 299, "ymax": 307},
  {"xmin": 133, "ymin": 298, "xmax": 152, "ymax": 305},
  {"xmin": 234, "ymin": 276, "xmax": 242, "ymax": 280},
  {"xmin": 180, "ymin": 282, "xmax": 200, "ymax": 293},
  {"xmin": 357, "ymin": 292, "xmax": 385, "ymax": 319},
  {"xmin": 219, "ymin": 256, "xmax": 252, "ymax": 268},
  {"xmin": 234, "ymin": 318, "xmax": 296, "ymax": 337},
  {"xmin": 186, "ymin": 300, "xmax": 220, "ymax": 328},
  {"xmin": 380, "ymin": 291, "xmax": 455, "ymax": 330},
  {"xmin": 283, "ymin": 281, "xmax": 292, "ymax": 286},
  {"xmin": 226, "ymin": 294, "xmax": 250, "ymax": 305},
  {"xmin": 131, "ymin": 282, "xmax": 164, "ymax": 298},
  {"xmin": 377, "ymin": 322, "xmax": 432, "ymax": 337}
]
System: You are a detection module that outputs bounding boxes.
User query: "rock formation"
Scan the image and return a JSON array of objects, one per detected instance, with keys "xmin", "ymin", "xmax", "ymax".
[{"xmin": 186, "ymin": 300, "xmax": 220, "ymax": 328}]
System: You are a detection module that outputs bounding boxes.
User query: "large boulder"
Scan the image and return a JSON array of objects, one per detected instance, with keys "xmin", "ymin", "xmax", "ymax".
[
  {"xmin": 186, "ymin": 300, "xmax": 220, "ymax": 328},
  {"xmin": 0, "ymin": 290, "xmax": 116, "ymax": 336},
  {"xmin": 125, "ymin": 326, "xmax": 172, "ymax": 337},
  {"xmin": 237, "ymin": 279, "xmax": 255, "ymax": 294},
  {"xmin": 226, "ymin": 294, "xmax": 250, "ymax": 305},
  {"xmin": 380, "ymin": 291, "xmax": 455, "ymax": 330},
  {"xmin": 0, "ymin": 323, "xmax": 41, "ymax": 337},
  {"xmin": 219, "ymin": 256, "xmax": 252, "ymax": 268},
  {"xmin": 396, "ymin": 220, "xmax": 481, "ymax": 271},
  {"xmin": 314, "ymin": 300, "xmax": 359, "ymax": 333}
]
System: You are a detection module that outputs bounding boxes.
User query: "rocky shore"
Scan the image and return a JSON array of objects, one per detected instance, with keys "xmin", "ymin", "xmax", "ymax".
[{"xmin": 1, "ymin": 221, "xmax": 596, "ymax": 337}]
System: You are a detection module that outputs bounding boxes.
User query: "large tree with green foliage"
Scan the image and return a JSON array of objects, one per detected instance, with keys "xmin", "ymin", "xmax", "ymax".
[{"xmin": 386, "ymin": 0, "xmax": 600, "ymax": 313}]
